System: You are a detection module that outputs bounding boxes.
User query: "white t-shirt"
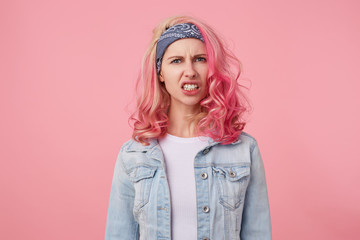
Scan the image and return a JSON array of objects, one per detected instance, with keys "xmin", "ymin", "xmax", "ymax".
[{"xmin": 158, "ymin": 133, "xmax": 210, "ymax": 239}]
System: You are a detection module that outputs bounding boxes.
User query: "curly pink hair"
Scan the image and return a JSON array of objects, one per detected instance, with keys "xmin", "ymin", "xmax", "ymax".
[{"xmin": 129, "ymin": 15, "xmax": 252, "ymax": 146}]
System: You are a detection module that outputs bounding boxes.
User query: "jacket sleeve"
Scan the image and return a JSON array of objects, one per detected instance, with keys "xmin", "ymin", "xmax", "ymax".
[
  {"xmin": 105, "ymin": 146, "xmax": 139, "ymax": 240},
  {"xmin": 240, "ymin": 140, "xmax": 272, "ymax": 240}
]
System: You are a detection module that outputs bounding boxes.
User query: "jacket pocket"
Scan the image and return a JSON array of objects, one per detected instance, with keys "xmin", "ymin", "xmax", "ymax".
[
  {"xmin": 127, "ymin": 165, "xmax": 157, "ymax": 211},
  {"xmin": 212, "ymin": 165, "xmax": 250, "ymax": 210}
]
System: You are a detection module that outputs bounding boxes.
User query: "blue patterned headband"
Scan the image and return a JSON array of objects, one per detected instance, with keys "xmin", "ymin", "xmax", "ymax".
[{"xmin": 156, "ymin": 23, "xmax": 205, "ymax": 75}]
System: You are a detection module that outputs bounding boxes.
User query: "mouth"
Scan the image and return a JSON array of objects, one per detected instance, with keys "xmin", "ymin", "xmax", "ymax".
[{"xmin": 182, "ymin": 83, "xmax": 200, "ymax": 91}]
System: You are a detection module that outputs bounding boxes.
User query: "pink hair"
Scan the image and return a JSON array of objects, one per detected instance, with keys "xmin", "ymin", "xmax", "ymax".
[{"xmin": 129, "ymin": 15, "xmax": 252, "ymax": 146}]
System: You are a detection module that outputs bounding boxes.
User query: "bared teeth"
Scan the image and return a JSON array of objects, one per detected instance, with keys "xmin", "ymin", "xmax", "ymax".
[{"xmin": 183, "ymin": 84, "xmax": 199, "ymax": 91}]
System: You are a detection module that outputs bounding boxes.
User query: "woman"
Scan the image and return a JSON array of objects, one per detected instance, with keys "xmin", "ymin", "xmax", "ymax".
[{"xmin": 105, "ymin": 15, "xmax": 272, "ymax": 240}]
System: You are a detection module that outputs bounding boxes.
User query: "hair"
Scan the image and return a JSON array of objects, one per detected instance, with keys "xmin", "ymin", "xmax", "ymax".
[{"xmin": 128, "ymin": 15, "xmax": 252, "ymax": 146}]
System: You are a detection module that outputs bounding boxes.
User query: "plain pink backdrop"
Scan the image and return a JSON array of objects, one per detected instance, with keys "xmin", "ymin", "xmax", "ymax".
[{"xmin": 1, "ymin": 0, "xmax": 359, "ymax": 239}]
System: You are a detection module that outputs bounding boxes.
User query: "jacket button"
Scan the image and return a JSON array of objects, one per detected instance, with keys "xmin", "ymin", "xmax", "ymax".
[
  {"xmin": 201, "ymin": 172, "xmax": 208, "ymax": 179},
  {"xmin": 229, "ymin": 171, "xmax": 236, "ymax": 178},
  {"xmin": 202, "ymin": 206, "xmax": 210, "ymax": 213},
  {"xmin": 202, "ymin": 148, "xmax": 210, "ymax": 155}
]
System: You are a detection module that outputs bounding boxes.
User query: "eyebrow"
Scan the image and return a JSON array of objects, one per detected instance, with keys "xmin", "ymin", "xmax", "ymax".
[{"xmin": 166, "ymin": 54, "xmax": 207, "ymax": 60}]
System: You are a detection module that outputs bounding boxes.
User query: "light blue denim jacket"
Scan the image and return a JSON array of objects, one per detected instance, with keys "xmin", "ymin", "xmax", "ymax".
[{"xmin": 105, "ymin": 131, "xmax": 272, "ymax": 240}]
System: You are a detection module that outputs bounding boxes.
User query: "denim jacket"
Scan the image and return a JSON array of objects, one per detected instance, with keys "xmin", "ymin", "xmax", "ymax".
[{"xmin": 105, "ymin": 131, "xmax": 272, "ymax": 240}]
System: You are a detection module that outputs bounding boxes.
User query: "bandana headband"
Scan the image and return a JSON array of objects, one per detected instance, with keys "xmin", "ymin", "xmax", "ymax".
[{"xmin": 155, "ymin": 23, "xmax": 205, "ymax": 75}]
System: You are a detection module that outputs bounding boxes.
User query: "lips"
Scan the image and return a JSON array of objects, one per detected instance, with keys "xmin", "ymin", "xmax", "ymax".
[
  {"xmin": 182, "ymin": 83, "xmax": 199, "ymax": 91},
  {"xmin": 181, "ymin": 87, "xmax": 201, "ymax": 95},
  {"xmin": 181, "ymin": 81, "xmax": 201, "ymax": 89}
]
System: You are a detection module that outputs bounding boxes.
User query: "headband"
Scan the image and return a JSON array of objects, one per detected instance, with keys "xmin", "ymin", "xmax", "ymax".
[{"xmin": 155, "ymin": 23, "xmax": 205, "ymax": 75}]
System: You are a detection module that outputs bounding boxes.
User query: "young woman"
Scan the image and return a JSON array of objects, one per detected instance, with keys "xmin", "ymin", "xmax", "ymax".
[{"xmin": 105, "ymin": 15, "xmax": 272, "ymax": 240}]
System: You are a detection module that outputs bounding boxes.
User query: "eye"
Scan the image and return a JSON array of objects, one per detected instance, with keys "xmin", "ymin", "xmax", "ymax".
[
  {"xmin": 170, "ymin": 59, "xmax": 181, "ymax": 64},
  {"xmin": 196, "ymin": 57, "xmax": 207, "ymax": 62}
]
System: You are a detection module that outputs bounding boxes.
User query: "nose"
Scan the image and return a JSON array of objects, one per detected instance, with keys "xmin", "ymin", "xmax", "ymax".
[{"xmin": 184, "ymin": 61, "xmax": 197, "ymax": 79}]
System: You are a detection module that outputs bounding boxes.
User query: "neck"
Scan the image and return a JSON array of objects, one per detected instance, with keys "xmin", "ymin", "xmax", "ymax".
[{"xmin": 167, "ymin": 103, "xmax": 201, "ymax": 138}]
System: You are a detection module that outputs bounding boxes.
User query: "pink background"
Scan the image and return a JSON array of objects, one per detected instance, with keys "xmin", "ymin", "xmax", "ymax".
[{"xmin": 1, "ymin": 0, "xmax": 359, "ymax": 239}]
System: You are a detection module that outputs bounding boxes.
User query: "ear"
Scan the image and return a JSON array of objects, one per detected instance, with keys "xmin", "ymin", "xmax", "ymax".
[{"xmin": 159, "ymin": 73, "xmax": 164, "ymax": 82}]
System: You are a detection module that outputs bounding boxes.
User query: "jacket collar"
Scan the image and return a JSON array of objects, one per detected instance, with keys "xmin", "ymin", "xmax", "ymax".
[
  {"xmin": 124, "ymin": 135, "xmax": 242, "ymax": 163},
  {"xmin": 125, "ymin": 135, "xmax": 242, "ymax": 153}
]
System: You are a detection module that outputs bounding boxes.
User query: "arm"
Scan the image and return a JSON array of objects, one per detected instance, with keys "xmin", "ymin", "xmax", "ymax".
[
  {"xmin": 105, "ymin": 146, "xmax": 139, "ymax": 240},
  {"xmin": 240, "ymin": 140, "xmax": 272, "ymax": 240}
]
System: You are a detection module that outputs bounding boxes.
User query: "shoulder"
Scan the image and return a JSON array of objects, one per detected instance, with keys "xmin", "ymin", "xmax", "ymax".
[
  {"xmin": 239, "ymin": 131, "xmax": 258, "ymax": 145},
  {"xmin": 116, "ymin": 137, "xmax": 159, "ymax": 167},
  {"xmin": 207, "ymin": 131, "xmax": 258, "ymax": 150},
  {"xmin": 119, "ymin": 137, "xmax": 157, "ymax": 153},
  {"xmin": 227, "ymin": 131, "xmax": 258, "ymax": 146},
  {"xmin": 237, "ymin": 131, "xmax": 261, "ymax": 153},
  {"xmin": 214, "ymin": 131, "xmax": 260, "ymax": 154},
  {"xmin": 115, "ymin": 139, "xmax": 148, "ymax": 165}
]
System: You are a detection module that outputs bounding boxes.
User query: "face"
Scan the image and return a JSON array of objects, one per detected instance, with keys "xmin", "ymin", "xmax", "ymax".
[{"xmin": 159, "ymin": 38, "xmax": 208, "ymax": 110}]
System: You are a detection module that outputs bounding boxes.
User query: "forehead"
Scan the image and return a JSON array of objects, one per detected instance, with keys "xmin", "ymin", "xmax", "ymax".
[{"xmin": 163, "ymin": 38, "xmax": 206, "ymax": 56}]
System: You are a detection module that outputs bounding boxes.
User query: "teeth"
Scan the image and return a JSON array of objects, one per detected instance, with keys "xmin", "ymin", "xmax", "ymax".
[{"xmin": 183, "ymin": 84, "xmax": 199, "ymax": 91}]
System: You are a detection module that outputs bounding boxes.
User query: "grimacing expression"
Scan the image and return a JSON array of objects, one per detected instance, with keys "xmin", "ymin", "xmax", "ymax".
[{"xmin": 159, "ymin": 38, "xmax": 209, "ymax": 109}]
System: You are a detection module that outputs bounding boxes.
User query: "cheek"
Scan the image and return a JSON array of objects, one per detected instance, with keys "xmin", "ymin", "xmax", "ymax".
[
  {"xmin": 162, "ymin": 74, "xmax": 178, "ymax": 91},
  {"xmin": 200, "ymin": 65, "xmax": 209, "ymax": 77},
  {"xmin": 201, "ymin": 68, "xmax": 209, "ymax": 83},
  {"xmin": 163, "ymin": 71, "xmax": 180, "ymax": 84}
]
